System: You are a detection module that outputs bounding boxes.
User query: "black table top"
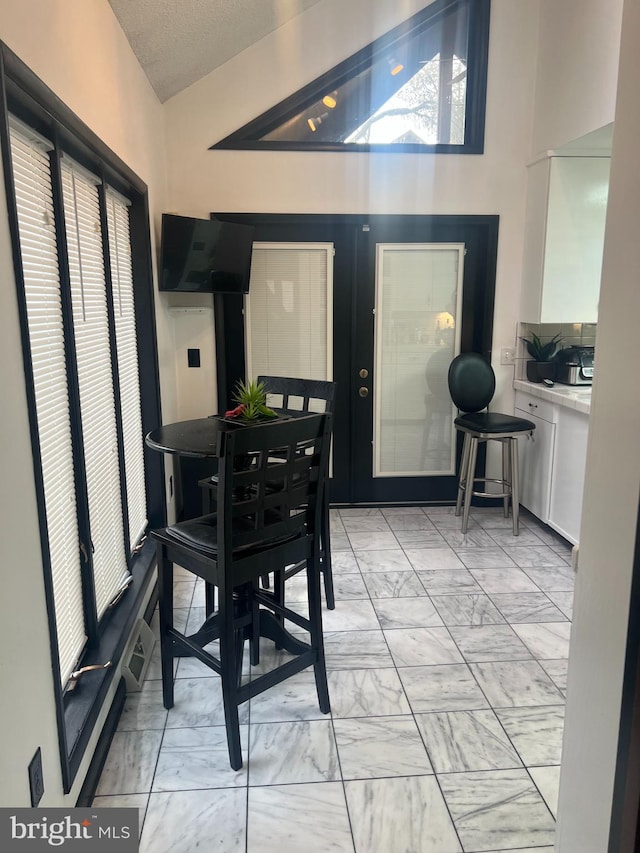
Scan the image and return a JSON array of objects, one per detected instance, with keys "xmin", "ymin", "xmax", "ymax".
[
  {"xmin": 145, "ymin": 411, "xmax": 313, "ymax": 458},
  {"xmin": 145, "ymin": 417, "xmax": 226, "ymax": 457}
]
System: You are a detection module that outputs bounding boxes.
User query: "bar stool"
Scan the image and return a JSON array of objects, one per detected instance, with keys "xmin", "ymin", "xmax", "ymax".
[
  {"xmin": 448, "ymin": 353, "xmax": 535, "ymax": 535},
  {"xmin": 151, "ymin": 412, "xmax": 333, "ymax": 770}
]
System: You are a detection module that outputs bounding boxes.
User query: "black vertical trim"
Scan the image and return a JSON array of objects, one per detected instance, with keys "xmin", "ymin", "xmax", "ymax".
[
  {"xmin": 98, "ymin": 184, "xmax": 132, "ymax": 558},
  {"xmin": 129, "ymin": 192, "xmax": 164, "ymax": 529},
  {"xmin": 214, "ymin": 291, "xmax": 246, "ymax": 412},
  {"xmin": 350, "ymin": 223, "xmax": 368, "ymax": 504},
  {"xmin": 49, "ymin": 144, "xmax": 100, "ymax": 646},
  {"xmin": 463, "ymin": 0, "xmax": 490, "ymax": 152},
  {"xmin": 609, "ymin": 500, "xmax": 640, "ymax": 851}
]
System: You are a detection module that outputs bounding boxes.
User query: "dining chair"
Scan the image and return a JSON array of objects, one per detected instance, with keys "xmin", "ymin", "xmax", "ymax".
[
  {"xmin": 200, "ymin": 376, "xmax": 336, "ymax": 612},
  {"xmin": 150, "ymin": 412, "xmax": 333, "ymax": 770},
  {"xmin": 257, "ymin": 376, "xmax": 336, "ymax": 611},
  {"xmin": 448, "ymin": 352, "xmax": 535, "ymax": 535}
]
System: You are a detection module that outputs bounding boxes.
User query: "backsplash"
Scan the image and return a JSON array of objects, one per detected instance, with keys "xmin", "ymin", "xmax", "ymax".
[{"xmin": 515, "ymin": 322, "xmax": 596, "ymax": 380}]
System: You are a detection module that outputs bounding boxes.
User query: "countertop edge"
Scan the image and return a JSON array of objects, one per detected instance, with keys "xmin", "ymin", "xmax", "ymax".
[{"xmin": 513, "ymin": 379, "xmax": 591, "ymax": 415}]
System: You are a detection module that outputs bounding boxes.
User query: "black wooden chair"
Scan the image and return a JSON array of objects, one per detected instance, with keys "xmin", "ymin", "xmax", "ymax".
[
  {"xmin": 448, "ymin": 353, "xmax": 535, "ymax": 535},
  {"xmin": 257, "ymin": 376, "xmax": 336, "ymax": 611},
  {"xmin": 151, "ymin": 412, "xmax": 332, "ymax": 770},
  {"xmin": 200, "ymin": 376, "xmax": 336, "ymax": 611}
]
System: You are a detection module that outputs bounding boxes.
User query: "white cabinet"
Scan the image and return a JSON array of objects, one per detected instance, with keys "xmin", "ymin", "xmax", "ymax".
[
  {"xmin": 549, "ymin": 407, "xmax": 589, "ymax": 542},
  {"xmin": 515, "ymin": 407, "xmax": 555, "ymax": 523},
  {"xmin": 521, "ymin": 155, "xmax": 610, "ymax": 323},
  {"xmin": 514, "ymin": 389, "xmax": 589, "ymax": 544}
]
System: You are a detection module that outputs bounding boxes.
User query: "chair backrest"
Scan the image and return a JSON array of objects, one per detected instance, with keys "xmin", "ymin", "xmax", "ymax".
[
  {"xmin": 448, "ymin": 352, "xmax": 495, "ymax": 413},
  {"xmin": 257, "ymin": 375, "xmax": 336, "ymax": 415},
  {"xmin": 216, "ymin": 412, "xmax": 332, "ymax": 555}
]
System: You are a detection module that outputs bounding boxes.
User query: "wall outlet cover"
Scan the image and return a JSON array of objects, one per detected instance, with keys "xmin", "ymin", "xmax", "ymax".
[{"xmin": 500, "ymin": 346, "xmax": 516, "ymax": 365}]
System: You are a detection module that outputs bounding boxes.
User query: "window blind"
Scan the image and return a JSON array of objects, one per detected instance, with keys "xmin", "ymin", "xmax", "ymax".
[
  {"xmin": 9, "ymin": 124, "xmax": 86, "ymax": 683},
  {"xmin": 61, "ymin": 159, "xmax": 129, "ymax": 619},
  {"xmin": 106, "ymin": 189, "xmax": 147, "ymax": 550},
  {"xmin": 246, "ymin": 243, "xmax": 333, "ymax": 385}
]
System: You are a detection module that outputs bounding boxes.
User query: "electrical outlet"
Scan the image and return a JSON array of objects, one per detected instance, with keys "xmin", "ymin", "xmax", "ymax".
[
  {"xmin": 28, "ymin": 747, "xmax": 44, "ymax": 807},
  {"xmin": 500, "ymin": 346, "xmax": 516, "ymax": 365}
]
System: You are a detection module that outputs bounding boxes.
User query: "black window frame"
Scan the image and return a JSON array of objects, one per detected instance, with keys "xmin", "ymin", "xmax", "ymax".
[
  {"xmin": 212, "ymin": 0, "xmax": 490, "ymax": 155},
  {"xmin": 0, "ymin": 41, "xmax": 164, "ymax": 794}
]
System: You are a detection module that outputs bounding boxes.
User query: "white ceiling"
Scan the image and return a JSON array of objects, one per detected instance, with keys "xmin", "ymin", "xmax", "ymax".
[{"xmin": 108, "ymin": 0, "xmax": 324, "ymax": 103}]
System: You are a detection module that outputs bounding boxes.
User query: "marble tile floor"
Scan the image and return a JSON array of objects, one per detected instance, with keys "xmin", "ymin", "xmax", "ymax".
[{"xmin": 93, "ymin": 504, "xmax": 573, "ymax": 853}]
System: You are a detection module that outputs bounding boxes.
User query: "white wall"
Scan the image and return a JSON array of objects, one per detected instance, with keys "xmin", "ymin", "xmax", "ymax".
[
  {"xmin": 555, "ymin": 0, "xmax": 640, "ymax": 847},
  {"xmin": 0, "ymin": 0, "xmax": 169, "ymax": 807},
  {"xmin": 170, "ymin": 308, "xmax": 218, "ymax": 419},
  {"xmin": 531, "ymin": 0, "xmax": 623, "ymax": 154},
  {"xmin": 162, "ymin": 0, "xmax": 541, "ymax": 421}
]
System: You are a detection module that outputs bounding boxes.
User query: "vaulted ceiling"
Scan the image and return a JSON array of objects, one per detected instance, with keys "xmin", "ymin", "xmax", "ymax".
[{"xmin": 107, "ymin": 0, "xmax": 324, "ymax": 103}]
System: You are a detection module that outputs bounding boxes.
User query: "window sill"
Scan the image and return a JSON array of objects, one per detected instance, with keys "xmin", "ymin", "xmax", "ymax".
[{"xmin": 61, "ymin": 537, "xmax": 157, "ymax": 792}]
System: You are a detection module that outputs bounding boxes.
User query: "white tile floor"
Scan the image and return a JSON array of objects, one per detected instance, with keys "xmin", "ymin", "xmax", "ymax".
[{"xmin": 93, "ymin": 505, "xmax": 573, "ymax": 852}]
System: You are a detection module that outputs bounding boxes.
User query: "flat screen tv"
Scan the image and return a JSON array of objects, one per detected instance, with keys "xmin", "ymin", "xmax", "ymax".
[{"xmin": 159, "ymin": 213, "xmax": 255, "ymax": 293}]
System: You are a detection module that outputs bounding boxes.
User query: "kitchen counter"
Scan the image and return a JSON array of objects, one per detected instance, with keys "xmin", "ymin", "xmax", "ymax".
[{"xmin": 513, "ymin": 379, "xmax": 591, "ymax": 415}]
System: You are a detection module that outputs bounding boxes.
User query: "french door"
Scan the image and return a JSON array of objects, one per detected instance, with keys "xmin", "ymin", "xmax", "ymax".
[
  {"xmin": 218, "ymin": 213, "xmax": 498, "ymax": 505},
  {"xmin": 349, "ymin": 216, "xmax": 497, "ymax": 503}
]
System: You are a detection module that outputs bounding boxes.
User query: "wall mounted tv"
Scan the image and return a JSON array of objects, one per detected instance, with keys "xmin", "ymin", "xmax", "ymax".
[{"xmin": 159, "ymin": 214, "xmax": 255, "ymax": 293}]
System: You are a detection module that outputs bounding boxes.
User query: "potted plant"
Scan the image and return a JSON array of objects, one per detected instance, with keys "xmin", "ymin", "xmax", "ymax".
[
  {"xmin": 224, "ymin": 378, "xmax": 279, "ymax": 423},
  {"xmin": 520, "ymin": 332, "xmax": 562, "ymax": 382}
]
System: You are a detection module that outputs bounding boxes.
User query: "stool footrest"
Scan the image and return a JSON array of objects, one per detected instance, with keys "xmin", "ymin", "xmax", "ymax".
[{"xmin": 458, "ymin": 476, "xmax": 513, "ymax": 501}]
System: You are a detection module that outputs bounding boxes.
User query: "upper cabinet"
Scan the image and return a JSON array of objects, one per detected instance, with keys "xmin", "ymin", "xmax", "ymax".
[{"xmin": 521, "ymin": 155, "xmax": 610, "ymax": 323}]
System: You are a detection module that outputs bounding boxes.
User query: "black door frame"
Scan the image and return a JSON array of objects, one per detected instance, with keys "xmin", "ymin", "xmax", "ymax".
[{"xmin": 214, "ymin": 212, "xmax": 498, "ymax": 505}]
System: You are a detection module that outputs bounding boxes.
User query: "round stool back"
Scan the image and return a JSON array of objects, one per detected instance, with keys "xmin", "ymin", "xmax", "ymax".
[{"xmin": 448, "ymin": 352, "xmax": 495, "ymax": 413}]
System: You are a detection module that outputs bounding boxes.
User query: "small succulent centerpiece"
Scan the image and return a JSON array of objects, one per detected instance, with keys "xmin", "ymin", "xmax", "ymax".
[
  {"xmin": 520, "ymin": 332, "xmax": 562, "ymax": 383},
  {"xmin": 224, "ymin": 379, "xmax": 279, "ymax": 422}
]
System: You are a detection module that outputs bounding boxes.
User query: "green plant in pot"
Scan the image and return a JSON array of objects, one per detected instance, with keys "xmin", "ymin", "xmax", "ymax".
[
  {"xmin": 520, "ymin": 332, "xmax": 562, "ymax": 383},
  {"xmin": 225, "ymin": 379, "xmax": 279, "ymax": 422}
]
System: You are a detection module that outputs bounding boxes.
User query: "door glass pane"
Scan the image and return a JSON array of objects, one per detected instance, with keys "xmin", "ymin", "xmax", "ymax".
[
  {"xmin": 245, "ymin": 243, "xmax": 333, "ymax": 398},
  {"xmin": 374, "ymin": 244, "xmax": 464, "ymax": 477}
]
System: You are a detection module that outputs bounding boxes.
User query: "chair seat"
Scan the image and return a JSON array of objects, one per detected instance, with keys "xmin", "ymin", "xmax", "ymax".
[
  {"xmin": 454, "ymin": 411, "xmax": 535, "ymax": 435},
  {"xmin": 160, "ymin": 511, "xmax": 302, "ymax": 556}
]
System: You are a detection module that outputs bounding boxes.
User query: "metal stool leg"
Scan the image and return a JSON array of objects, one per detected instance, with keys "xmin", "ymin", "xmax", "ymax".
[
  {"xmin": 461, "ymin": 436, "xmax": 478, "ymax": 533},
  {"xmin": 456, "ymin": 432, "xmax": 471, "ymax": 517},
  {"xmin": 502, "ymin": 438, "xmax": 511, "ymax": 518},
  {"xmin": 510, "ymin": 437, "xmax": 520, "ymax": 536}
]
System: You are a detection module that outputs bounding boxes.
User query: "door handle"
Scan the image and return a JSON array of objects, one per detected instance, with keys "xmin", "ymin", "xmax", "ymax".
[
  {"xmin": 359, "ymin": 368, "xmax": 369, "ymax": 379},
  {"xmin": 359, "ymin": 387, "xmax": 369, "ymax": 397}
]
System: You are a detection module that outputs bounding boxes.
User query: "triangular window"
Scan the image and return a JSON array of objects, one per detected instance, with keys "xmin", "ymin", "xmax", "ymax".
[{"xmin": 212, "ymin": 0, "xmax": 490, "ymax": 154}]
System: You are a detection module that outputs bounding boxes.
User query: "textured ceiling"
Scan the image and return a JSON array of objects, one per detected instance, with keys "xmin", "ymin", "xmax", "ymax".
[{"xmin": 108, "ymin": 0, "xmax": 324, "ymax": 102}]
